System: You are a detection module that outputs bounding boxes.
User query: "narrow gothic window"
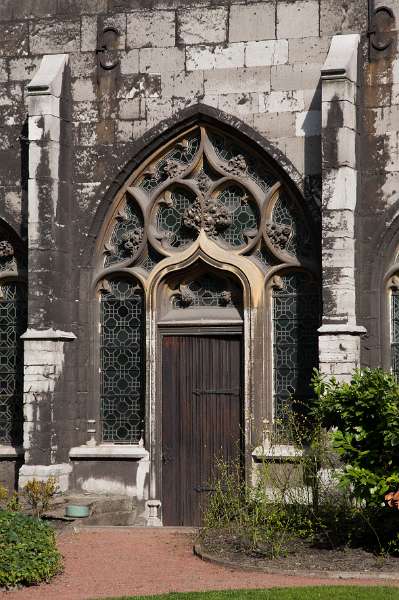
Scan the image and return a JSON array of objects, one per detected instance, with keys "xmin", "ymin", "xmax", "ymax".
[
  {"xmin": 391, "ymin": 286, "xmax": 399, "ymax": 380},
  {"xmin": 0, "ymin": 282, "xmax": 25, "ymax": 445},
  {"xmin": 100, "ymin": 277, "xmax": 145, "ymax": 444},
  {"xmin": 272, "ymin": 272, "xmax": 320, "ymax": 422}
]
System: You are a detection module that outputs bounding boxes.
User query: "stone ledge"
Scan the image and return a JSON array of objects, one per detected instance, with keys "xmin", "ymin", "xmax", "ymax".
[
  {"xmin": 0, "ymin": 446, "xmax": 24, "ymax": 458},
  {"xmin": 21, "ymin": 328, "xmax": 76, "ymax": 341},
  {"xmin": 252, "ymin": 445, "xmax": 302, "ymax": 461},
  {"xmin": 69, "ymin": 445, "xmax": 149, "ymax": 460},
  {"xmin": 318, "ymin": 324, "xmax": 367, "ymax": 336}
]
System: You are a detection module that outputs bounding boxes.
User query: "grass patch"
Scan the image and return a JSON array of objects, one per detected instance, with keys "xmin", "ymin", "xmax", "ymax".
[{"xmin": 103, "ymin": 586, "xmax": 399, "ymax": 600}]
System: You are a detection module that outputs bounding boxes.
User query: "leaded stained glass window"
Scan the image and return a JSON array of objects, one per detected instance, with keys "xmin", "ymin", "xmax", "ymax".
[
  {"xmin": 391, "ymin": 288, "xmax": 399, "ymax": 381},
  {"xmin": 0, "ymin": 282, "xmax": 25, "ymax": 445},
  {"xmin": 100, "ymin": 278, "xmax": 145, "ymax": 444},
  {"xmin": 272, "ymin": 272, "xmax": 320, "ymax": 422}
]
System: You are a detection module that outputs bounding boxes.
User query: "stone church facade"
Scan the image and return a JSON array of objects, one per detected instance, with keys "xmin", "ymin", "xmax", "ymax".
[{"xmin": 0, "ymin": 0, "xmax": 398, "ymax": 525}]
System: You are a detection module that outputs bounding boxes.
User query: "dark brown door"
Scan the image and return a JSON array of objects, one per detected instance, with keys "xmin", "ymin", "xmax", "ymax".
[{"xmin": 162, "ymin": 334, "xmax": 242, "ymax": 526}]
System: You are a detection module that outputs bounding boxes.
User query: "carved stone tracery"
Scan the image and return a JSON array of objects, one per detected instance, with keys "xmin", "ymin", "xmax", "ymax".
[
  {"xmin": 102, "ymin": 125, "xmax": 317, "ymax": 275},
  {"xmin": 183, "ymin": 198, "xmax": 232, "ymax": 236},
  {"xmin": 265, "ymin": 222, "xmax": 292, "ymax": 251}
]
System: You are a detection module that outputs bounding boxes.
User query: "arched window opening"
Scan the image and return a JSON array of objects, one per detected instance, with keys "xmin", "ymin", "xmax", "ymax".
[
  {"xmin": 97, "ymin": 122, "xmax": 321, "ymax": 440},
  {"xmin": 99, "ymin": 277, "xmax": 145, "ymax": 444},
  {"xmin": 272, "ymin": 272, "xmax": 320, "ymax": 425}
]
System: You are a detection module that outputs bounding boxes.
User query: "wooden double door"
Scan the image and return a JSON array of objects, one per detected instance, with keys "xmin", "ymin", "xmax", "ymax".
[{"xmin": 161, "ymin": 333, "xmax": 242, "ymax": 526}]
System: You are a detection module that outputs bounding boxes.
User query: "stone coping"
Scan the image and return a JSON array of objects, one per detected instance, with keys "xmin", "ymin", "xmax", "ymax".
[
  {"xmin": 0, "ymin": 445, "xmax": 24, "ymax": 458},
  {"xmin": 69, "ymin": 445, "xmax": 149, "ymax": 459},
  {"xmin": 193, "ymin": 544, "xmax": 399, "ymax": 581}
]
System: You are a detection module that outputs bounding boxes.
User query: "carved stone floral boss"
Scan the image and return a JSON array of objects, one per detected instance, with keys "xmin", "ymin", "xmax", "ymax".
[{"xmin": 99, "ymin": 125, "xmax": 316, "ymax": 277}]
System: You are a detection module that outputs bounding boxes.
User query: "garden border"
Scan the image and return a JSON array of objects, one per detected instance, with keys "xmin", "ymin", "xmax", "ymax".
[{"xmin": 193, "ymin": 544, "xmax": 399, "ymax": 581}]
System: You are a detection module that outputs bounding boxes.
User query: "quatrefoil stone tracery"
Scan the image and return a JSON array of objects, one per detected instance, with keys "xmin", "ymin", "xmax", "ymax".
[{"xmin": 102, "ymin": 126, "xmax": 316, "ymax": 271}]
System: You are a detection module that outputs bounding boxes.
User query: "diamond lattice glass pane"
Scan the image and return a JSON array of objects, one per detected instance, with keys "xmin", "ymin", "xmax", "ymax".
[
  {"xmin": 105, "ymin": 200, "xmax": 144, "ymax": 266},
  {"xmin": 208, "ymin": 131, "xmax": 278, "ymax": 193},
  {"xmin": 272, "ymin": 272, "xmax": 320, "ymax": 424},
  {"xmin": 251, "ymin": 241, "xmax": 279, "ymax": 272},
  {"xmin": 216, "ymin": 185, "xmax": 258, "ymax": 247},
  {"xmin": 100, "ymin": 278, "xmax": 145, "ymax": 443},
  {"xmin": 272, "ymin": 192, "xmax": 312, "ymax": 257},
  {"xmin": 157, "ymin": 188, "xmax": 198, "ymax": 248},
  {"xmin": 139, "ymin": 245, "xmax": 164, "ymax": 273},
  {"xmin": 137, "ymin": 132, "xmax": 201, "ymax": 193},
  {"xmin": 0, "ymin": 283, "xmax": 25, "ymax": 445},
  {"xmin": 392, "ymin": 291, "xmax": 399, "ymax": 381}
]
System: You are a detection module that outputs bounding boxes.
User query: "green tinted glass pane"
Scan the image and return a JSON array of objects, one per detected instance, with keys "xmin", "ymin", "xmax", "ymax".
[
  {"xmin": 272, "ymin": 273, "xmax": 320, "ymax": 425},
  {"xmin": 0, "ymin": 283, "xmax": 25, "ymax": 445},
  {"xmin": 100, "ymin": 278, "xmax": 145, "ymax": 443}
]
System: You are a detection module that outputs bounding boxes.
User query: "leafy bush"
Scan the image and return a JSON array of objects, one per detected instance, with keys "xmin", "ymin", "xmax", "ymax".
[
  {"xmin": 312, "ymin": 368, "xmax": 399, "ymax": 507},
  {"xmin": 0, "ymin": 510, "xmax": 62, "ymax": 588}
]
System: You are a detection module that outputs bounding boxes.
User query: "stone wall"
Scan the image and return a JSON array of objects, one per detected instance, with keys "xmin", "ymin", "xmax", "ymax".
[{"xmin": 0, "ymin": 0, "xmax": 398, "ymax": 489}]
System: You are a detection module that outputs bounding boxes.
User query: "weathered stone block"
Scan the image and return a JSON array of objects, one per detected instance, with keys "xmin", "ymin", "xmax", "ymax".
[
  {"xmin": 140, "ymin": 47, "xmax": 185, "ymax": 74},
  {"xmin": 69, "ymin": 52, "xmax": 97, "ymax": 78},
  {"xmin": 116, "ymin": 119, "xmax": 133, "ymax": 142},
  {"xmin": 9, "ymin": 57, "xmax": 41, "ymax": 81},
  {"xmin": 218, "ymin": 93, "xmax": 257, "ymax": 122},
  {"xmin": 271, "ymin": 63, "xmax": 321, "ymax": 91},
  {"xmin": 295, "ymin": 110, "xmax": 321, "ymax": 137},
  {"xmin": 127, "ymin": 10, "xmax": 175, "ymax": 49},
  {"xmin": 289, "ymin": 37, "xmax": 331, "ymax": 64},
  {"xmin": 145, "ymin": 97, "xmax": 174, "ymax": 126},
  {"xmin": 30, "ymin": 19, "xmax": 80, "ymax": 55},
  {"xmin": 0, "ymin": 22, "xmax": 29, "ymax": 57},
  {"xmin": 0, "ymin": 60, "xmax": 8, "ymax": 82},
  {"xmin": 177, "ymin": 6, "xmax": 228, "ymax": 45},
  {"xmin": 229, "ymin": 3, "xmax": 275, "ymax": 43},
  {"xmin": 320, "ymin": 0, "xmax": 368, "ymax": 36},
  {"xmin": 72, "ymin": 78, "xmax": 96, "ymax": 102},
  {"xmin": 72, "ymin": 100, "xmax": 99, "ymax": 123},
  {"xmin": 259, "ymin": 90, "xmax": 305, "ymax": 113},
  {"xmin": 254, "ymin": 111, "xmax": 296, "ymax": 138},
  {"xmin": 277, "ymin": 1, "xmax": 319, "ymax": 39},
  {"xmin": 186, "ymin": 43, "xmax": 244, "ymax": 71},
  {"xmin": 245, "ymin": 40, "xmax": 288, "ymax": 68},
  {"xmin": 204, "ymin": 67, "xmax": 271, "ymax": 95},
  {"xmin": 119, "ymin": 98, "xmax": 141, "ymax": 119},
  {"xmin": 162, "ymin": 70, "xmax": 204, "ymax": 99},
  {"xmin": 120, "ymin": 49, "xmax": 139, "ymax": 75},
  {"xmin": 81, "ymin": 15, "xmax": 97, "ymax": 53},
  {"xmin": 118, "ymin": 73, "xmax": 161, "ymax": 99}
]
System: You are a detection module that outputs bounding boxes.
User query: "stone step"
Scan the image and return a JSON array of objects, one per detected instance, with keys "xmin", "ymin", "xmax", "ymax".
[{"xmin": 82, "ymin": 509, "xmax": 138, "ymax": 526}]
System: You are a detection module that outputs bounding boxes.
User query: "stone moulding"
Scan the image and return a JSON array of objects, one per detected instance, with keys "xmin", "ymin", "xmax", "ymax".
[
  {"xmin": 69, "ymin": 445, "xmax": 149, "ymax": 459},
  {"xmin": 27, "ymin": 54, "xmax": 69, "ymax": 98},
  {"xmin": 321, "ymin": 34, "xmax": 360, "ymax": 82}
]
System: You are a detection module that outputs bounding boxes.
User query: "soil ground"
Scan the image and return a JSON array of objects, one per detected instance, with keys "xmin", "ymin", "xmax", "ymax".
[
  {"xmin": 199, "ymin": 534, "xmax": 399, "ymax": 574},
  {"xmin": 0, "ymin": 528, "xmax": 398, "ymax": 600}
]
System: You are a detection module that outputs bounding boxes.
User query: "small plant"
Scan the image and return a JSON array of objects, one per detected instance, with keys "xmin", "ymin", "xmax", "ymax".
[
  {"xmin": 23, "ymin": 476, "xmax": 59, "ymax": 518},
  {"xmin": 0, "ymin": 485, "xmax": 20, "ymax": 513},
  {"xmin": 0, "ymin": 510, "xmax": 62, "ymax": 588}
]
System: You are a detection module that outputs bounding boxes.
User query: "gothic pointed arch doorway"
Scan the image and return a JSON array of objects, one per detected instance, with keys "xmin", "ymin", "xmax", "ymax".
[{"xmin": 95, "ymin": 121, "xmax": 321, "ymax": 526}]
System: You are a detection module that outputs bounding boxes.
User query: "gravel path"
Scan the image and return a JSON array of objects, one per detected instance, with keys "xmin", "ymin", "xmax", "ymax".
[{"xmin": 0, "ymin": 528, "xmax": 398, "ymax": 600}]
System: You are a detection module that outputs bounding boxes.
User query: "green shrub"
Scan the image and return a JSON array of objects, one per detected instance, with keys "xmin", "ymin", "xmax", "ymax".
[
  {"xmin": 312, "ymin": 368, "xmax": 399, "ymax": 507},
  {"xmin": 0, "ymin": 510, "xmax": 62, "ymax": 588},
  {"xmin": 200, "ymin": 457, "xmax": 314, "ymax": 559}
]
